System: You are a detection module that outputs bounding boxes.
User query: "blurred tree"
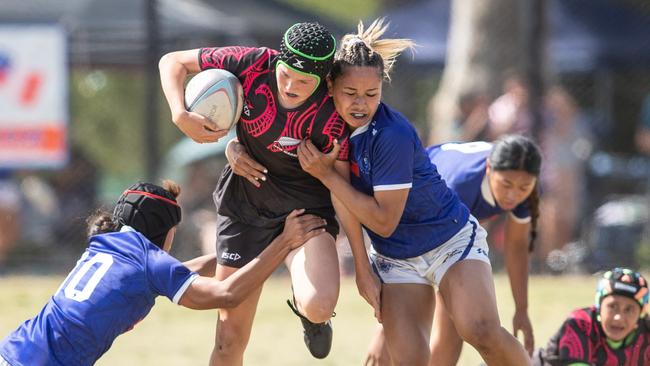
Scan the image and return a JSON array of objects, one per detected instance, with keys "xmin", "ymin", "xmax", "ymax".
[
  {"xmin": 427, "ymin": 0, "xmax": 529, "ymax": 144},
  {"xmin": 70, "ymin": 69, "xmax": 181, "ymax": 195},
  {"xmin": 279, "ymin": 0, "xmax": 379, "ymax": 23}
]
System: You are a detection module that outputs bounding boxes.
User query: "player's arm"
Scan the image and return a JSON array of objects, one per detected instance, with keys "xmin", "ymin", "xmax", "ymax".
[
  {"xmin": 298, "ymin": 139, "xmax": 408, "ymax": 237},
  {"xmin": 182, "ymin": 253, "xmax": 217, "ymax": 277},
  {"xmin": 504, "ymin": 215, "xmax": 534, "ymax": 354},
  {"xmin": 332, "ymin": 161, "xmax": 382, "ymax": 321},
  {"xmin": 178, "ymin": 210, "xmax": 326, "ymax": 310},
  {"xmin": 159, "ymin": 49, "xmax": 226, "ymax": 143}
]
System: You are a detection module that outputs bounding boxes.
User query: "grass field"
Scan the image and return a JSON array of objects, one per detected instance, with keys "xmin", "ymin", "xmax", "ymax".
[{"xmin": 0, "ymin": 273, "xmax": 600, "ymax": 365}]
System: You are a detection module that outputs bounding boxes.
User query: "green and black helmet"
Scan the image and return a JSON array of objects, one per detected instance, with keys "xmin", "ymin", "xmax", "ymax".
[{"xmin": 277, "ymin": 22, "xmax": 336, "ymax": 87}]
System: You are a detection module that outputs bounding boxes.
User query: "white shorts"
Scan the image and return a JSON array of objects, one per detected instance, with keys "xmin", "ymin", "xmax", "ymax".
[
  {"xmin": 0, "ymin": 355, "xmax": 12, "ymax": 366},
  {"xmin": 369, "ymin": 218, "xmax": 490, "ymax": 286}
]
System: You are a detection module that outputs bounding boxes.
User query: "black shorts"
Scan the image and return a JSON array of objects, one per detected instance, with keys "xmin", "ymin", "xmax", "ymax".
[
  {"xmin": 215, "ymin": 212, "xmax": 339, "ymax": 268},
  {"xmin": 212, "ymin": 168, "xmax": 339, "ymax": 268}
]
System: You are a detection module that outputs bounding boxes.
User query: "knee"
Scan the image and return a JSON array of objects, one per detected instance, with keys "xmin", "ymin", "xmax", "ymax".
[
  {"xmin": 296, "ymin": 292, "xmax": 337, "ymax": 324},
  {"xmin": 455, "ymin": 317, "xmax": 502, "ymax": 352},
  {"xmin": 214, "ymin": 322, "xmax": 251, "ymax": 356}
]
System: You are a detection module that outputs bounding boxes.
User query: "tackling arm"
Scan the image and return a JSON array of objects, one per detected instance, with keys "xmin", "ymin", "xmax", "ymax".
[{"xmin": 178, "ymin": 210, "xmax": 326, "ymax": 309}]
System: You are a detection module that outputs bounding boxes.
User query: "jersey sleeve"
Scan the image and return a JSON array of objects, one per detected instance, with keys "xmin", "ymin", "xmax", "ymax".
[
  {"xmin": 510, "ymin": 201, "xmax": 531, "ymax": 223},
  {"xmin": 309, "ymin": 107, "xmax": 350, "ymax": 161},
  {"xmin": 145, "ymin": 249, "xmax": 198, "ymax": 304},
  {"xmin": 371, "ymin": 126, "xmax": 414, "ymax": 191},
  {"xmin": 199, "ymin": 46, "xmax": 269, "ymax": 77}
]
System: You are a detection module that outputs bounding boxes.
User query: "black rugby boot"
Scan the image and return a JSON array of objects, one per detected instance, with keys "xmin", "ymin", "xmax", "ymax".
[{"xmin": 286, "ymin": 298, "xmax": 334, "ymax": 359}]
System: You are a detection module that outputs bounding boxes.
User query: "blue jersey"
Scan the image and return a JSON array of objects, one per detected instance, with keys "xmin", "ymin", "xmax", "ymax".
[
  {"xmin": 426, "ymin": 142, "xmax": 530, "ymax": 222},
  {"xmin": 0, "ymin": 227, "xmax": 197, "ymax": 366},
  {"xmin": 348, "ymin": 103, "xmax": 469, "ymax": 259}
]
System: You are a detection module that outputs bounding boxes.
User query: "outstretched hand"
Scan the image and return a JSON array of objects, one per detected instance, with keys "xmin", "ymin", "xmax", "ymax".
[
  {"xmin": 297, "ymin": 139, "xmax": 340, "ymax": 181},
  {"xmin": 281, "ymin": 209, "xmax": 327, "ymax": 250},
  {"xmin": 173, "ymin": 110, "xmax": 229, "ymax": 143},
  {"xmin": 513, "ymin": 309, "xmax": 535, "ymax": 355}
]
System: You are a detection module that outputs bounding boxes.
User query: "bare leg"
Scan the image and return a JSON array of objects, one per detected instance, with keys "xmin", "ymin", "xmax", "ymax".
[
  {"xmin": 209, "ymin": 264, "xmax": 263, "ymax": 366},
  {"xmin": 285, "ymin": 232, "xmax": 340, "ymax": 358},
  {"xmin": 429, "ymin": 290, "xmax": 463, "ymax": 366},
  {"xmin": 382, "ymin": 283, "xmax": 435, "ymax": 366},
  {"xmin": 364, "ymin": 324, "xmax": 392, "ymax": 366},
  {"xmin": 439, "ymin": 260, "xmax": 531, "ymax": 366},
  {"xmin": 285, "ymin": 232, "xmax": 340, "ymax": 323}
]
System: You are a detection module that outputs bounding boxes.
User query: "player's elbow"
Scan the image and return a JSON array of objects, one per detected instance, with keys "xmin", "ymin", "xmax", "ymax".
[
  {"xmin": 220, "ymin": 291, "xmax": 244, "ymax": 309},
  {"xmin": 374, "ymin": 220, "xmax": 398, "ymax": 238},
  {"xmin": 376, "ymin": 227, "xmax": 396, "ymax": 238},
  {"xmin": 158, "ymin": 52, "xmax": 174, "ymax": 72},
  {"xmin": 158, "ymin": 51, "xmax": 187, "ymax": 74},
  {"xmin": 180, "ymin": 279, "xmax": 241, "ymax": 310},
  {"xmin": 215, "ymin": 280, "xmax": 248, "ymax": 308}
]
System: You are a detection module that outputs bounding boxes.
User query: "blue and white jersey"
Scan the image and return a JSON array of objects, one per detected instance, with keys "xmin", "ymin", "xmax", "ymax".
[
  {"xmin": 349, "ymin": 103, "xmax": 469, "ymax": 259},
  {"xmin": 426, "ymin": 142, "xmax": 530, "ymax": 223},
  {"xmin": 0, "ymin": 226, "xmax": 198, "ymax": 366}
]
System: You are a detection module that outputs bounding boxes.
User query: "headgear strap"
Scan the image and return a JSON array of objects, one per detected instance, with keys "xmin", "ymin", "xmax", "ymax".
[{"xmin": 113, "ymin": 183, "xmax": 181, "ymax": 248}]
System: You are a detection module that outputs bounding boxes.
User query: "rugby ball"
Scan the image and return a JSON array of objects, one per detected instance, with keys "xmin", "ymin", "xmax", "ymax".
[{"xmin": 184, "ymin": 69, "xmax": 244, "ymax": 131}]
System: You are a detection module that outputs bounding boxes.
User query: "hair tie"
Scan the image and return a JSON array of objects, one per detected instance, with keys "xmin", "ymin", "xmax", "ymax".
[{"xmin": 346, "ymin": 36, "xmax": 365, "ymax": 47}]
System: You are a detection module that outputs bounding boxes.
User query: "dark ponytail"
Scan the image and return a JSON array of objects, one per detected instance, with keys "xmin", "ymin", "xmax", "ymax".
[
  {"xmin": 489, "ymin": 134, "xmax": 542, "ymax": 251},
  {"xmin": 86, "ymin": 210, "xmax": 120, "ymax": 237},
  {"xmin": 526, "ymin": 184, "xmax": 540, "ymax": 252}
]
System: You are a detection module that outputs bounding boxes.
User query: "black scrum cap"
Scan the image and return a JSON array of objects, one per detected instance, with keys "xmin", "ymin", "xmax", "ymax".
[{"xmin": 113, "ymin": 182, "xmax": 181, "ymax": 248}]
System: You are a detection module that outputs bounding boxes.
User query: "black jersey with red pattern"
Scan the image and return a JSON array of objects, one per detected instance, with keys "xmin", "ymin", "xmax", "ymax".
[
  {"xmin": 199, "ymin": 46, "xmax": 350, "ymax": 224},
  {"xmin": 539, "ymin": 306, "xmax": 650, "ymax": 366}
]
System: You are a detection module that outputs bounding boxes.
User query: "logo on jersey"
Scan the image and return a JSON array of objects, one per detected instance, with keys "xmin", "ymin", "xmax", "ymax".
[
  {"xmin": 292, "ymin": 59, "xmax": 305, "ymax": 69},
  {"xmin": 221, "ymin": 251, "xmax": 241, "ymax": 261},
  {"xmin": 359, "ymin": 155, "xmax": 371, "ymax": 175},
  {"xmin": 272, "ymin": 136, "xmax": 301, "ymax": 158}
]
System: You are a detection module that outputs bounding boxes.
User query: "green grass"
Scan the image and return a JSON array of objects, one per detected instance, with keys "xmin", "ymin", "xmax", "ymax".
[{"xmin": 0, "ymin": 274, "xmax": 600, "ymax": 365}]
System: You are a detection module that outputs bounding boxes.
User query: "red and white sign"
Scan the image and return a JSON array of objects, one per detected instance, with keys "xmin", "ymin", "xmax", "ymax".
[{"xmin": 0, "ymin": 24, "xmax": 68, "ymax": 169}]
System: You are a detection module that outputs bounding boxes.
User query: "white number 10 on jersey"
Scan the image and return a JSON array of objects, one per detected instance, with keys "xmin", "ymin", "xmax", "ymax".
[{"xmin": 59, "ymin": 252, "xmax": 114, "ymax": 302}]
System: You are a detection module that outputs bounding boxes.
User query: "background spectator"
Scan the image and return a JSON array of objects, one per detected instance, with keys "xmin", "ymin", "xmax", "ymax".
[
  {"xmin": 487, "ymin": 72, "xmax": 533, "ymax": 140},
  {"xmin": 538, "ymin": 86, "xmax": 592, "ymax": 266}
]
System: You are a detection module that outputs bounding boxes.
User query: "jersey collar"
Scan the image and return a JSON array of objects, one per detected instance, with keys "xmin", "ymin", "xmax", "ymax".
[
  {"xmin": 120, "ymin": 225, "xmax": 135, "ymax": 233},
  {"xmin": 481, "ymin": 174, "xmax": 496, "ymax": 207},
  {"xmin": 350, "ymin": 121, "xmax": 371, "ymax": 138}
]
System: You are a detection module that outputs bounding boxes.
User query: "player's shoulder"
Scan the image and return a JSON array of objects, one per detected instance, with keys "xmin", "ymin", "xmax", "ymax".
[
  {"xmin": 372, "ymin": 104, "xmax": 415, "ymax": 138},
  {"xmin": 375, "ymin": 103, "xmax": 410, "ymax": 126},
  {"xmin": 565, "ymin": 307, "xmax": 597, "ymax": 329},
  {"xmin": 438, "ymin": 141, "xmax": 493, "ymax": 157},
  {"xmin": 93, "ymin": 227, "xmax": 153, "ymax": 254}
]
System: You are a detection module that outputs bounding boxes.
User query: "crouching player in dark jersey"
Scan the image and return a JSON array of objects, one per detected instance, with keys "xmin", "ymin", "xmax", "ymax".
[
  {"xmin": 298, "ymin": 19, "xmax": 531, "ymax": 366},
  {"xmin": 160, "ymin": 22, "xmax": 351, "ymax": 362},
  {"xmin": 0, "ymin": 180, "xmax": 325, "ymax": 366},
  {"xmin": 534, "ymin": 268, "xmax": 650, "ymax": 366}
]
